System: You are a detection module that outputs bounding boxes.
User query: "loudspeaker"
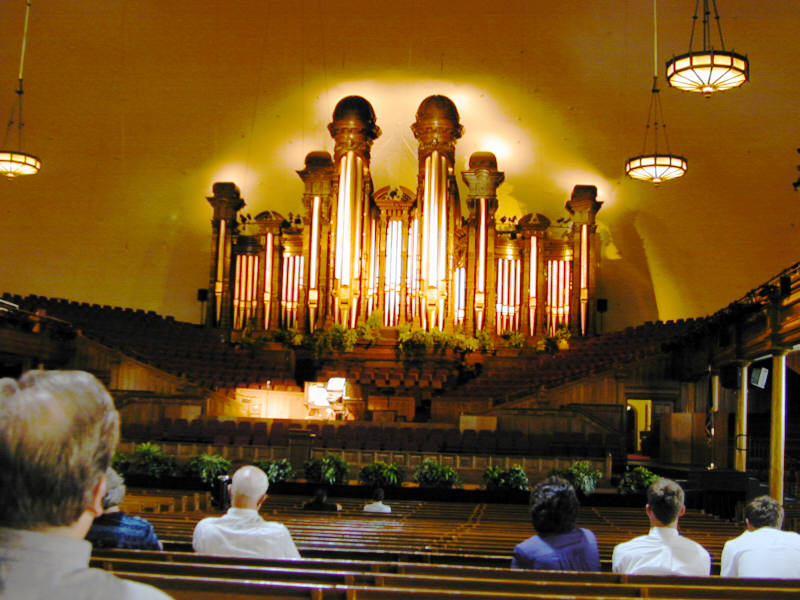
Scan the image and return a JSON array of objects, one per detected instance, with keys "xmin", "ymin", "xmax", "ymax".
[
  {"xmin": 780, "ymin": 276, "xmax": 792, "ymax": 297},
  {"xmin": 596, "ymin": 298, "xmax": 608, "ymax": 313},
  {"xmin": 751, "ymin": 367, "xmax": 769, "ymax": 389},
  {"xmin": 197, "ymin": 288, "xmax": 209, "ymax": 302}
]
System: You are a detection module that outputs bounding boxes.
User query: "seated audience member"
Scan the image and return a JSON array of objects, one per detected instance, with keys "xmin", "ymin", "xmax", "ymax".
[
  {"xmin": 0, "ymin": 370, "xmax": 172, "ymax": 600},
  {"xmin": 302, "ymin": 488, "xmax": 342, "ymax": 512},
  {"xmin": 193, "ymin": 465, "xmax": 300, "ymax": 559},
  {"xmin": 86, "ymin": 468, "xmax": 162, "ymax": 550},
  {"xmin": 511, "ymin": 476, "xmax": 600, "ymax": 571},
  {"xmin": 612, "ymin": 477, "xmax": 710, "ymax": 575},
  {"xmin": 363, "ymin": 488, "xmax": 391, "ymax": 513},
  {"xmin": 721, "ymin": 495, "xmax": 800, "ymax": 578}
]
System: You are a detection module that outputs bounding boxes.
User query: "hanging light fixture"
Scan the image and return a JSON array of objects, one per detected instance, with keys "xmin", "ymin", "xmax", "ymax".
[
  {"xmin": 665, "ymin": 0, "xmax": 749, "ymax": 96},
  {"xmin": 1, "ymin": 0, "xmax": 41, "ymax": 178},
  {"xmin": 625, "ymin": 0, "xmax": 687, "ymax": 184}
]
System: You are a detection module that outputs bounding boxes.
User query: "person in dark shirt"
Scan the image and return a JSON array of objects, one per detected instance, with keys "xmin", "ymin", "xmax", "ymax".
[
  {"xmin": 302, "ymin": 488, "xmax": 342, "ymax": 512},
  {"xmin": 86, "ymin": 468, "xmax": 162, "ymax": 550},
  {"xmin": 511, "ymin": 476, "xmax": 599, "ymax": 571}
]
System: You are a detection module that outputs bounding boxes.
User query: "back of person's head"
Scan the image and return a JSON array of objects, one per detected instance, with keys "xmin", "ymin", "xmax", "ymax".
[
  {"xmin": 646, "ymin": 478, "xmax": 684, "ymax": 525},
  {"xmin": 529, "ymin": 476, "xmax": 579, "ymax": 535},
  {"xmin": 230, "ymin": 465, "xmax": 268, "ymax": 501},
  {"xmin": 0, "ymin": 370, "xmax": 119, "ymax": 529},
  {"xmin": 314, "ymin": 488, "xmax": 328, "ymax": 502},
  {"xmin": 745, "ymin": 495, "xmax": 783, "ymax": 529},
  {"xmin": 103, "ymin": 468, "xmax": 127, "ymax": 511},
  {"xmin": 372, "ymin": 487, "xmax": 385, "ymax": 502}
]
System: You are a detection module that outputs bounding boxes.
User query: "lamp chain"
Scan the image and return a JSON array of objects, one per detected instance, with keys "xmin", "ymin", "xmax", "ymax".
[{"xmin": 4, "ymin": 0, "xmax": 32, "ymax": 150}]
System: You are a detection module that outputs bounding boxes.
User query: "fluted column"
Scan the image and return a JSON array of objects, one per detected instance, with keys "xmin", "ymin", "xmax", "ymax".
[
  {"xmin": 565, "ymin": 185, "xmax": 602, "ymax": 337},
  {"xmin": 411, "ymin": 95, "xmax": 463, "ymax": 331},
  {"xmin": 207, "ymin": 182, "xmax": 245, "ymax": 330},
  {"xmin": 462, "ymin": 152, "xmax": 504, "ymax": 334},
  {"xmin": 298, "ymin": 151, "xmax": 335, "ymax": 332},
  {"xmin": 328, "ymin": 96, "xmax": 380, "ymax": 329}
]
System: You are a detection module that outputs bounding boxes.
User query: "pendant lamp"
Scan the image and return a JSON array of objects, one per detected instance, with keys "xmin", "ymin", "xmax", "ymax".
[
  {"xmin": 665, "ymin": 0, "xmax": 749, "ymax": 97},
  {"xmin": 625, "ymin": 0, "xmax": 687, "ymax": 184}
]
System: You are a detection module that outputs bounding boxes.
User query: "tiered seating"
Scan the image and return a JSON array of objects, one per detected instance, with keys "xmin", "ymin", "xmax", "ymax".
[
  {"xmin": 2, "ymin": 293, "xmax": 298, "ymax": 391},
  {"xmin": 442, "ymin": 319, "xmax": 700, "ymax": 403}
]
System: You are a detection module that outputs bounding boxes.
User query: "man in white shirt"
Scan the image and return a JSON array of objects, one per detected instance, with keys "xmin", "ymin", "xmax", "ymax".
[
  {"xmin": 612, "ymin": 478, "xmax": 710, "ymax": 576},
  {"xmin": 193, "ymin": 465, "xmax": 300, "ymax": 559},
  {"xmin": 363, "ymin": 488, "xmax": 391, "ymax": 513},
  {"xmin": 721, "ymin": 495, "xmax": 800, "ymax": 578}
]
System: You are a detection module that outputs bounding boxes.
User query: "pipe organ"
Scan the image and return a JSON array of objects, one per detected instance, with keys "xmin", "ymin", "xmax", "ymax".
[{"xmin": 207, "ymin": 96, "xmax": 602, "ymax": 342}]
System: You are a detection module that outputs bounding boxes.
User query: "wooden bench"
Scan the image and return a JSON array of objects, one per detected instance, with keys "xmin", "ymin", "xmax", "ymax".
[{"xmin": 92, "ymin": 551, "xmax": 800, "ymax": 600}]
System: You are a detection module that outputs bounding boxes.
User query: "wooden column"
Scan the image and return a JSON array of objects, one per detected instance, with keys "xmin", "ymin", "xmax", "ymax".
[
  {"xmin": 769, "ymin": 351, "xmax": 787, "ymax": 501},
  {"xmin": 734, "ymin": 361, "xmax": 750, "ymax": 472}
]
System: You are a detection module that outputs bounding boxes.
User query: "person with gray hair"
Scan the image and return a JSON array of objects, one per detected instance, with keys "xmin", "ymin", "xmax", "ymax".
[
  {"xmin": 0, "ymin": 370, "xmax": 173, "ymax": 600},
  {"xmin": 86, "ymin": 469, "xmax": 162, "ymax": 550},
  {"xmin": 721, "ymin": 495, "xmax": 800, "ymax": 577},
  {"xmin": 612, "ymin": 478, "xmax": 710, "ymax": 575},
  {"xmin": 193, "ymin": 465, "xmax": 300, "ymax": 559}
]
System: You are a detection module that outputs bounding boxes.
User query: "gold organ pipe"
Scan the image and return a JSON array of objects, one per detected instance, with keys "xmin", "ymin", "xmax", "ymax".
[
  {"xmin": 216, "ymin": 221, "xmax": 226, "ymax": 283},
  {"xmin": 263, "ymin": 232, "xmax": 273, "ymax": 330},
  {"xmin": 250, "ymin": 256, "xmax": 259, "ymax": 322},
  {"xmin": 368, "ymin": 218, "xmax": 377, "ymax": 315},
  {"xmin": 215, "ymin": 219, "xmax": 226, "ymax": 325},
  {"xmin": 233, "ymin": 255, "xmax": 242, "ymax": 329},
  {"xmin": 559, "ymin": 260, "xmax": 566, "ymax": 327},
  {"xmin": 547, "ymin": 260, "xmax": 554, "ymax": 334},
  {"xmin": 580, "ymin": 225, "xmax": 588, "ymax": 290},
  {"xmin": 580, "ymin": 223, "xmax": 588, "ymax": 335},
  {"xmin": 245, "ymin": 255, "xmax": 252, "ymax": 324},
  {"xmin": 351, "ymin": 157, "xmax": 363, "ymax": 283},
  {"xmin": 395, "ymin": 220, "xmax": 402, "ymax": 323},
  {"xmin": 478, "ymin": 198, "xmax": 486, "ymax": 293},
  {"xmin": 281, "ymin": 255, "xmax": 289, "ymax": 326},
  {"xmin": 529, "ymin": 238, "xmax": 537, "ymax": 336},
  {"xmin": 496, "ymin": 258, "xmax": 503, "ymax": 333},
  {"xmin": 389, "ymin": 219, "xmax": 402, "ymax": 325},
  {"xmin": 564, "ymin": 260, "xmax": 569, "ymax": 326},
  {"xmin": 296, "ymin": 256, "xmax": 304, "ymax": 328},
  {"xmin": 310, "ymin": 196, "xmax": 320, "ymax": 290},
  {"xmin": 515, "ymin": 259, "xmax": 521, "ymax": 331},
  {"xmin": 334, "ymin": 153, "xmax": 352, "ymax": 283},
  {"xmin": 437, "ymin": 154, "xmax": 448, "ymax": 290}
]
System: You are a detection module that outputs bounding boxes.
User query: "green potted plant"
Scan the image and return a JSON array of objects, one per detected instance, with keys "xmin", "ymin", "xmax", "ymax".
[
  {"xmin": 548, "ymin": 460, "xmax": 602, "ymax": 496},
  {"xmin": 112, "ymin": 442, "xmax": 178, "ymax": 483},
  {"xmin": 304, "ymin": 454, "xmax": 350, "ymax": 485},
  {"xmin": 358, "ymin": 461, "xmax": 406, "ymax": 488},
  {"xmin": 253, "ymin": 458, "xmax": 294, "ymax": 484},
  {"xmin": 482, "ymin": 464, "xmax": 529, "ymax": 492},
  {"xmin": 413, "ymin": 459, "xmax": 460, "ymax": 488},
  {"xmin": 617, "ymin": 466, "xmax": 658, "ymax": 495},
  {"xmin": 356, "ymin": 310, "xmax": 383, "ymax": 347},
  {"xmin": 185, "ymin": 452, "xmax": 232, "ymax": 487}
]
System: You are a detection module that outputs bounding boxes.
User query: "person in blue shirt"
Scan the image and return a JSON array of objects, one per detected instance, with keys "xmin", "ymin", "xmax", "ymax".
[
  {"xmin": 511, "ymin": 476, "xmax": 599, "ymax": 571},
  {"xmin": 86, "ymin": 468, "xmax": 162, "ymax": 550}
]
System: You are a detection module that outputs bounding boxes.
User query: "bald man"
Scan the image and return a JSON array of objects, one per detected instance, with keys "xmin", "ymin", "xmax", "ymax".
[{"xmin": 192, "ymin": 465, "xmax": 300, "ymax": 559}]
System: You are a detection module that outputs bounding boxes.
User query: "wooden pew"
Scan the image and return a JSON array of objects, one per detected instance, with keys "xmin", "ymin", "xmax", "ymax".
[{"xmin": 94, "ymin": 551, "xmax": 800, "ymax": 600}]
